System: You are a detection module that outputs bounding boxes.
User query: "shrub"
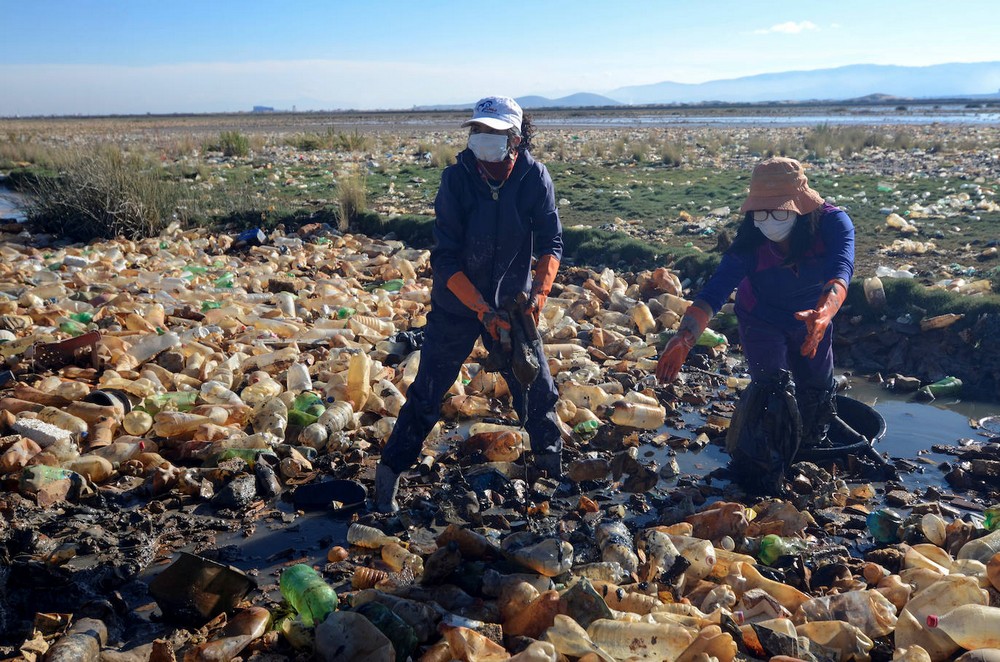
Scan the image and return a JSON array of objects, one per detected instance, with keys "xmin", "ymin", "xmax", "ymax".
[
  {"xmin": 27, "ymin": 145, "xmax": 183, "ymax": 240},
  {"xmin": 660, "ymin": 141, "xmax": 686, "ymax": 167},
  {"xmin": 286, "ymin": 133, "xmax": 324, "ymax": 151},
  {"xmin": 338, "ymin": 173, "xmax": 368, "ymax": 231},
  {"xmin": 218, "ymin": 131, "xmax": 250, "ymax": 157},
  {"xmin": 429, "ymin": 144, "xmax": 456, "ymax": 168}
]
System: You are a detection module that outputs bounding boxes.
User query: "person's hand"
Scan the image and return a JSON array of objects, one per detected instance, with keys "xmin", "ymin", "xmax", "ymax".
[
  {"xmin": 794, "ymin": 279, "xmax": 847, "ymax": 359},
  {"xmin": 656, "ymin": 333, "xmax": 696, "ymax": 383},
  {"xmin": 525, "ymin": 292, "xmax": 546, "ymax": 325},
  {"xmin": 527, "ymin": 254, "xmax": 559, "ymax": 326},
  {"xmin": 655, "ymin": 302, "xmax": 711, "ymax": 383},
  {"xmin": 478, "ymin": 308, "xmax": 511, "ymax": 341}
]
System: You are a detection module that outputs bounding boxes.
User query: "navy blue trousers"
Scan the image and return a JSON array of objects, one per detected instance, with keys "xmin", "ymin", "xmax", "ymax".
[
  {"xmin": 380, "ymin": 307, "xmax": 563, "ymax": 474},
  {"xmin": 738, "ymin": 314, "xmax": 834, "ymax": 390}
]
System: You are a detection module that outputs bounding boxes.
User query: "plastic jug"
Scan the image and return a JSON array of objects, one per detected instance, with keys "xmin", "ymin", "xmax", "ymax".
[
  {"xmin": 345, "ymin": 351, "xmax": 372, "ymax": 411},
  {"xmin": 895, "ymin": 574, "xmax": 989, "ymax": 662},
  {"xmin": 795, "ymin": 589, "xmax": 898, "ymax": 638},
  {"xmin": 610, "ymin": 401, "xmax": 665, "ymax": 430},
  {"xmin": 795, "ymin": 621, "xmax": 874, "ymax": 662}
]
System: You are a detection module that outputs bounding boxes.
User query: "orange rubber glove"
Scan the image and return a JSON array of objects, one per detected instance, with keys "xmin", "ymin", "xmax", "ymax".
[
  {"xmin": 447, "ymin": 271, "xmax": 511, "ymax": 340},
  {"xmin": 656, "ymin": 301, "xmax": 712, "ymax": 383},
  {"xmin": 526, "ymin": 254, "xmax": 560, "ymax": 325},
  {"xmin": 794, "ymin": 279, "xmax": 848, "ymax": 359}
]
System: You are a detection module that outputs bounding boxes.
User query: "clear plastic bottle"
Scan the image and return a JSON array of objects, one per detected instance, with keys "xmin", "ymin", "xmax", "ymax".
[
  {"xmin": 346, "ymin": 523, "xmax": 400, "ymax": 549},
  {"xmin": 127, "ymin": 331, "xmax": 181, "ymax": 363},
  {"xmin": 796, "ymin": 589, "xmax": 898, "ymax": 638},
  {"xmin": 152, "ymin": 411, "xmax": 214, "ymax": 438},
  {"xmin": 587, "ymin": 619, "xmax": 694, "ymax": 662},
  {"xmin": 251, "ymin": 398, "xmax": 288, "ymax": 439},
  {"xmin": 64, "ymin": 454, "xmax": 114, "ymax": 483},
  {"xmin": 927, "ymin": 604, "xmax": 1000, "ymax": 649},
  {"xmin": 318, "ymin": 400, "xmax": 354, "ymax": 433},
  {"xmin": 381, "ymin": 542, "xmax": 424, "ymax": 576},
  {"xmin": 93, "ymin": 438, "xmax": 147, "ymax": 467},
  {"xmin": 666, "ymin": 533, "xmax": 718, "ymax": 582},
  {"xmin": 241, "ymin": 371, "xmax": 283, "ymax": 407},
  {"xmin": 37, "ymin": 406, "xmax": 89, "ymax": 441},
  {"xmin": 630, "ymin": 302, "xmax": 657, "ymax": 335},
  {"xmin": 286, "ymin": 362, "xmax": 312, "ymax": 395},
  {"xmin": 279, "ymin": 564, "xmax": 338, "ymax": 628},
  {"xmin": 864, "ymin": 276, "xmax": 886, "ymax": 309},
  {"xmin": 958, "ymin": 529, "xmax": 1000, "ymax": 563},
  {"xmin": 346, "ymin": 351, "xmax": 372, "ymax": 411},
  {"xmin": 200, "ymin": 380, "xmax": 242, "ymax": 406},
  {"xmin": 596, "ymin": 521, "xmax": 639, "ymax": 574},
  {"xmin": 610, "ymin": 401, "xmax": 665, "ymax": 430},
  {"xmin": 794, "ymin": 621, "xmax": 874, "ymax": 662}
]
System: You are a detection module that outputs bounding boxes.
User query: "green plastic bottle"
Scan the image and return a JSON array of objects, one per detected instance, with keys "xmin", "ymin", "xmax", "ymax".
[
  {"xmin": 919, "ymin": 376, "xmax": 962, "ymax": 399},
  {"xmin": 984, "ymin": 506, "xmax": 1000, "ymax": 531},
  {"xmin": 867, "ymin": 509, "xmax": 904, "ymax": 544},
  {"xmin": 757, "ymin": 534, "xmax": 810, "ymax": 565},
  {"xmin": 293, "ymin": 392, "xmax": 325, "ymax": 416},
  {"xmin": 354, "ymin": 601, "xmax": 418, "ymax": 662},
  {"xmin": 696, "ymin": 328, "xmax": 727, "ymax": 347},
  {"xmin": 336, "ymin": 307, "xmax": 356, "ymax": 319},
  {"xmin": 573, "ymin": 419, "xmax": 600, "ymax": 439},
  {"xmin": 279, "ymin": 564, "xmax": 338, "ymax": 627},
  {"xmin": 69, "ymin": 311, "xmax": 94, "ymax": 324},
  {"xmin": 287, "ymin": 409, "xmax": 319, "ymax": 427},
  {"xmin": 216, "ymin": 448, "xmax": 265, "ymax": 465}
]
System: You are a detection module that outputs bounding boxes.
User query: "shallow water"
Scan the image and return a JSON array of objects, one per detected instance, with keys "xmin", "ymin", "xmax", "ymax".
[{"xmin": 0, "ymin": 187, "xmax": 27, "ymax": 222}]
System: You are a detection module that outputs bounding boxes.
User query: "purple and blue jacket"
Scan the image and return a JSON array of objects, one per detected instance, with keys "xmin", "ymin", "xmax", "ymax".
[{"xmin": 696, "ymin": 203, "xmax": 855, "ymax": 328}]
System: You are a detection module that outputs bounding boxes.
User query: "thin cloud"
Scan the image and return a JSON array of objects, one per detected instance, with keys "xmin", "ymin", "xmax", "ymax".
[{"xmin": 753, "ymin": 21, "xmax": 818, "ymax": 35}]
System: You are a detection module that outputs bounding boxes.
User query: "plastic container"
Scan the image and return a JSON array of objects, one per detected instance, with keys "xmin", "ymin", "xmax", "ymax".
[
  {"xmin": 318, "ymin": 400, "xmax": 354, "ymax": 433},
  {"xmin": 346, "ymin": 523, "xmax": 400, "ymax": 549},
  {"xmin": 587, "ymin": 619, "xmax": 694, "ymax": 661},
  {"xmin": 920, "ymin": 376, "xmax": 963, "ymax": 400},
  {"xmin": 959, "ymin": 529, "xmax": 1000, "ymax": 563},
  {"xmin": 286, "ymin": 362, "xmax": 312, "ymax": 395},
  {"xmin": 864, "ymin": 276, "xmax": 887, "ymax": 309},
  {"xmin": 380, "ymin": 541, "xmax": 424, "ymax": 576},
  {"xmin": 610, "ymin": 401, "xmax": 665, "ymax": 430},
  {"xmin": 795, "ymin": 589, "xmax": 898, "ymax": 638},
  {"xmin": 757, "ymin": 534, "xmax": 810, "ymax": 565},
  {"xmin": 868, "ymin": 509, "xmax": 904, "ymax": 544},
  {"xmin": 927, "ymin": 604, "xmax": 1000, "ymax": 649},
  {"xmin": 346, "ymin": 351, "xmax": 372, "ymax": 411},
  {"xmin": 596, "ymin": 521, "xmax": 639, "ymax": 574},
  {"xmin": 279, "ymin": 564, "xmax": 338, "ymax": 627},
  {"xmin": 630, "ymin": 302, "xmax": 656, "ymax": 335}
]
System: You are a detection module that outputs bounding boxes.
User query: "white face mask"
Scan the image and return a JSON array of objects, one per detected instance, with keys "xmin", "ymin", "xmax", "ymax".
[
  {"xmin": 754, "ymin": 216, "xmax": 795, "ymax": 242},
  {"xmin": 468, "ymin": 133, "xmax": 510, "ymax": 162}
]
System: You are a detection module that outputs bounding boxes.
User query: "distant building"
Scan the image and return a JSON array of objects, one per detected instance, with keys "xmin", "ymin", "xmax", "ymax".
[{"xmin": 252, "ymin": 106, "xmax": 275, "ymax": 113}]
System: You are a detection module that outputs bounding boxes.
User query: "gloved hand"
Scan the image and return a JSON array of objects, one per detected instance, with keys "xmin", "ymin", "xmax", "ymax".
[
  {"xmin": 526, "ymin": 254, "xmax": 559, "ymax": 325},
  {"xmin": 447, "ymin": 271, "xmax": 511, "ymax": 340},
  {"xmin": 794, "ymin": 279, "xmax": 847, "ymax": 359},
  {"xmin": 479, "ymin": 308, "xmax": 511, "ymax": 341},
  {"xmin": 656, "ymin": 302, "xmax": 711, "ymax": 383}
]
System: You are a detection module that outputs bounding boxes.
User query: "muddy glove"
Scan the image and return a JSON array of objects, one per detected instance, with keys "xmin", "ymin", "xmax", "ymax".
[
  {"xmin": 447, "ymin": 271, "xmax": 511, "ymax": 340},
  {"xmin": 526, "ymin": 254, "xmax": 559, "ymax": 325},
  {"xmin": 794, "ymin": 279, "xmax": 847, "ymax": 359},
  {"xmin": 656, "ymin": 301, "xmax": 711, "ymax": 383}
]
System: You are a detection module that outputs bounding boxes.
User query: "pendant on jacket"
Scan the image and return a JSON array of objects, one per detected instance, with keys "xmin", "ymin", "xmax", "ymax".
[{"xmin": 491, "ymin": 190, "xmax": 499, "ymax": 201}]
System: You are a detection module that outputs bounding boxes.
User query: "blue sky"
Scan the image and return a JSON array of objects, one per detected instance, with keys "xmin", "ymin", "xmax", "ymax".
[{"xmin": 2, "ymin": 0, "xmax": 999, "ymax": 116}]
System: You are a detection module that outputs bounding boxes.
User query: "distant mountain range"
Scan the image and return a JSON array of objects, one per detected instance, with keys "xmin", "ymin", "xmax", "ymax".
[{"xmin": 415, "ymin": 61, "xmax": 1000, "ymax": 110}]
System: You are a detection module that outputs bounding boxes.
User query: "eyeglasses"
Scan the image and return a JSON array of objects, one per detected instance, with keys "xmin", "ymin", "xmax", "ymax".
[{"xmin": 752, "ymin": 210, "xmax": 796, "ymax": 222}]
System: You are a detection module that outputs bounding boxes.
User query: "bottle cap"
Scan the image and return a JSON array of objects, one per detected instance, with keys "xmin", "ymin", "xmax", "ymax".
[{"xmin": 926, "ymin": 614, "xmax": 939, "ymax": 628}]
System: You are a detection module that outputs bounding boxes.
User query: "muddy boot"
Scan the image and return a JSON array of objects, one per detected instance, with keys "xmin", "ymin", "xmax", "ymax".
[
  {"xmin": 798, "ymin": 385, "xmax": 836, "ymax": 449},
  {"xmin": 374, "ymin": 463, "xmax": 400, "ymax": 513},
  {"xmin": 532, "ymin": 452, "xmax": 563, "ymax": 480}
]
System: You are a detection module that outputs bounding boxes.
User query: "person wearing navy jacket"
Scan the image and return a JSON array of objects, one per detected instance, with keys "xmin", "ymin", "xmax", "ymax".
[
  {"xmin": 374, "ymin": 96, "xmax": 564, "ymax": 513},
  {"xmin": 657, "ymin": 157, "xmax": 855, "ymax": 475}
]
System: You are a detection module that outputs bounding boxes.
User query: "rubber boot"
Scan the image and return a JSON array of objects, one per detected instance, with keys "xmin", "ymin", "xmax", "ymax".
[
  {"xmin": 374, "ymin": 463, "xmax": 400, "ymax": 513},
  {"xmin": 533, "ymin": 452, "xmax": 562, "ymax": 480},
  {"xmin": 797, "ymin": 385, "xmax": 836, "ymax": 450}
]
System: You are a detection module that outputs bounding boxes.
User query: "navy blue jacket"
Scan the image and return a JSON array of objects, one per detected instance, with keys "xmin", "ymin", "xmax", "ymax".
[{"xmin": 430, "ymin": 148, "xmax": 563, "ymax": 316}]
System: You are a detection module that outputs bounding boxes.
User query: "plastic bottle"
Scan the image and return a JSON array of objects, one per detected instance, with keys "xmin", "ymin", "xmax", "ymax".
[
  {"xmin": 630, "ymin": 303, "xmax": 656, "ymax": 335},
  {"xmin": 640, "ymin": 530, "xmax": 682, "ymax": 583},
  {"xmin": 64, "ymin": 455, "xmax": 114, "ymax": 483},
  {"xmin": 757, "ymin": 534, "xmax": 810, "ymax": 565},
  {"xmin": 958, "ymin": 529, "xmax": 1000, "ymax": 563},
  {"xmin": 610, "ymin": 401, "xmax": 665, "ymax": 430},
  {"xmin": 93, "ymin": 438, "xmax": 147, "ymax": 468},
  {"xmin": 794, "ymin": 621, "xmax": 874, "ymax": 662},
  {"xmin": 346, "ymin": 351, "xmax": 372, "ymax": 411},
  {"xmin": 560, "ymin": 381, "xmax": 610, "ymax": 410},
  {"xmin": 927, "ymin": 605, "xmax": 1000, "ymax": 649},
  {"xmin": 353, "ymin": 601, "xmax": 419, "ymax": 662},
  {"xmin": 381, "ymin": 541, "xmax": 424, "ymax": 576},
  {"xmin": 318, "ymin": 400, "xmax": 354, "ymax": 433},
  {"xmin": 122, "ymin": 410, "xmax": 153, "ymax": 436},
  {"xmin": 127, "ymin": 331, "xmax": 181, "ymax": 363},
  {"xmin": 241, "ymin": 372, "xmax": 283, "ymax": 407},
  {"xmin": 200, "ymin": 380, "xmax": 242, "ymax": 406},
  {"xmin": 921, "ymin": 513, "xmax": 948, "ymax": 546},
  {"xmin": 573, "ymin": 419, "xmax": 600, "ymax": 439},
  {"xmin": 141, "ymin": 391, "xmax": 198, "ymax": 413},
  {"xmin": 187, "ymin": 607, "xmax": 270, "ymax": 661},
  {"xmin": 596, "ymin": 521, "xmax": 639, "ymax": 574},
  {"xmin": 920, "ymin": 376, "xmax": 963, "ymax": 399},
  {"xmin": 697, "ymin": 328, "xmax": 727, "ymax": 347},
  {"xmin": 279, "ymin": 564, "xmax": 338, "ymax": 627},
  {"xmin": 795, "ymin": 589, "xmax": 898, "ymax": 638},
  {"xmin": 37, "ymin": 406, "xmax": 89, "ymax": 441},
  {"xmin": 666, "ymin": 533, "xmax": 718, "ymax": 582},
  {"xmin": 864, "ymin": 508, "xmax": 903, "ymax": 544},
  {"xmin": 0, "ymin": 437, "xmax": 42, "ymax": 474},
  {"xmin": 896, "ymin": 574, "xmax": 989, "ymax": 661},
  {"xmin": 864, "ymin": 276, "xmax": 886, "ymax": 309},
  {"xmin": 251, "ymin": 398, "xmax": 288, "ymax": 439},
  {"xmin": 286, "ymin": 362, "xmax": 312, "ymax": 395},
  {"xmin": 587, "ymin": 619, "xmax": 694, "ymax": 662},
  {"xmin": 985, "ymin": 507, "xmax": 1000, "ymax": 532},
  {"xmin": 346, "ymin": 523, "xmax": 400, "ymax": 549},
  {"xmin": 503, "ymin": 536, "xmax": 575, "ymax": 577},
  {"xmin": 152, "ymin": 412, "xmax": 214, "ymax": 438},
  {"xmin": 726, "ymin": 561, "xmax": 810, "ymax": 612}
]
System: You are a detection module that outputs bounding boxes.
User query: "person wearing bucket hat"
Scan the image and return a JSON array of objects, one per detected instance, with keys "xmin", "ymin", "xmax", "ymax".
[
  {"xmin": 656, "ymin": 157, "xmax": 855, "ymax": 493},
  {"xmin": 373, "ymin": 96, "xmax": 564, "ymax": 512}
]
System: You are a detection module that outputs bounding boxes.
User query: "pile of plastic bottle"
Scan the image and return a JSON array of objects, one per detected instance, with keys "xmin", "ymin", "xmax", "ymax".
[{"xmin": 2, "ymin": 223, "xmax": 1000, "ymax": 660}]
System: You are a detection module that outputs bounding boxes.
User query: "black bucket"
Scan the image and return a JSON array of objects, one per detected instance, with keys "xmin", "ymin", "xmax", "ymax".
[{"xmin": 795, "ymin": 395, "xmax": 886, "ymax": 462}]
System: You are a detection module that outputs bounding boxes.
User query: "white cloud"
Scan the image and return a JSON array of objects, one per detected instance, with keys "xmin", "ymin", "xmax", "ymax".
[{"xmin": 753, "ymin": 21, "xmax": 818, "ymax": 35}]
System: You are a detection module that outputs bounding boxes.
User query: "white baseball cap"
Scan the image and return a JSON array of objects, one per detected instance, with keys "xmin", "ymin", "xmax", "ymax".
[{"xmin": 461, "ymin": 96, "xmax": 523, "ymax": 132}]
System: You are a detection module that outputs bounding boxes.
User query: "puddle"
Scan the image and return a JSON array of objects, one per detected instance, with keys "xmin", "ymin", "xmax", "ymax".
[{"xmin": 0, "ymin": 187, "xmax": 28, "ymax": 222}]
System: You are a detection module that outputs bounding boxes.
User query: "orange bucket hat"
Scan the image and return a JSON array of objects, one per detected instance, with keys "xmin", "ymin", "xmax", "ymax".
[{"xmin": 739, "ymin": 157, "xmax": 825, "ymax": 216}]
